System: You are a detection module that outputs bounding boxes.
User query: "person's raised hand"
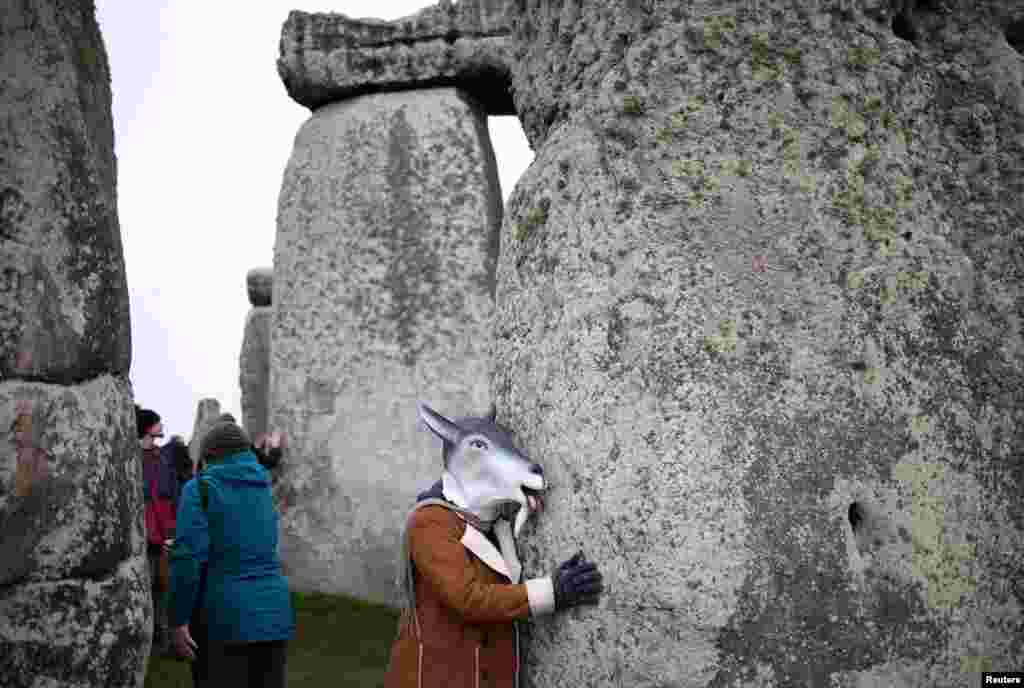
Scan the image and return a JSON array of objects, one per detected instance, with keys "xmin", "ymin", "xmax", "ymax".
[{"xmin": 172, "ymin": 625, "xmax": 197, "ymax": 661}]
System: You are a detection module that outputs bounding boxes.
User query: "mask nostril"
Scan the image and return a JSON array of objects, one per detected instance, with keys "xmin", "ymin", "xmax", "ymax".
[{"xmin": 530, "ymin": 463, "xmax": 544, "ymax": 476}]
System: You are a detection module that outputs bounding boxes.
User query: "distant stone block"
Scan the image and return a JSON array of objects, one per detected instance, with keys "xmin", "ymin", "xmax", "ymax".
[
  {"xmin": 240, "ymin": 307, "xmax": 272, "ymax": 439},
  {"xmin": 247, "ymin": 267, "xmax": 273, "ymax": 307}
]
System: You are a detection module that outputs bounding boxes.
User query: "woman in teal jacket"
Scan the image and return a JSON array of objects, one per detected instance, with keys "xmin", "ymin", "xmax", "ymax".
[{"xmin": 169, "ymin": 419, "xmax": 294, "ymax": 688}]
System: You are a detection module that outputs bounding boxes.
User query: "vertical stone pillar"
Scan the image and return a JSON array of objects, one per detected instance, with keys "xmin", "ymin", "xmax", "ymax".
[
  {"xmin": 271, "ymin": 87, "xmax": 501, "ymax": 604},
  {"xmin": 0, "ymin": 2, "xmax": 149, "ymax": 686},
  {"xmin": 188, "ymin": 398, "xmax": 222, "ymax": 465},
  {"xmin": 240, "ymin": 268, "xmax": 273, "ymax": 440},
  {"xmin": 497, "ymin": 2, "xmax": 1024, "ymax": 686}
]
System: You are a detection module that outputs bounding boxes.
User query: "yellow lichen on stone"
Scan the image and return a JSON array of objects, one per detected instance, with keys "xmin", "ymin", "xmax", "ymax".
[
  {"xmin": 513, "ymin": 206, "xmax": 548, "ymax": 241},
  {"xmin": 897, "ymin": 270, "xmax": 929, "ymax": 291},
  {"xmin": 847, "ymin": 45, "xmax": 881, "ymax": 67},
  {"xmin": 863, "ymin": 367, "xmax": 880, "ymax": 385},
  {"xmin": 893, "ymin": 463, "xmax": 977, "ymax": 609},
  {"xmin": 960, "ymin": 657, "xmax": 993, "ymax": 674},
  {"xmin": 767, "ymin": 111, "xmax": 784, "ymax": 130},
  {"xmin": 704, "ymin": 319, "xmax": 738, "ymax": 353},
  {"xmin": 846, "ymin": 271, "xmax": 865, "ymax": 289},
  {"xmin": 830, "ymin": 97, "xmax": 867, "ymax": 141},
  {"xmin": 703, "ymin": 15, "xmax": 736, "ymax": 50},
  {"xmin": 910, "ymin": 414, "xmax": 931, "ymax": 435},
  {"xmin": 881, "ymin": 110, "xmax": 897, "ymax": 129},
  {"xmin": 782, "ymin": 47, "xmax": 802, "ymax": 66},
  {"xmin": 895, "ymin": 175, "xmax": 914, "ymax": 207},
  {"xmin": 622, "ymin": 95, "xmax": 644, "ymax": 115},
  {"xmin": 880, "ymin": 284, "xmax": 898, "ymax": 305},
  {"xmin": 722, "ymin": 159, "xmax": 753, "ymax": 177},
  {"xmin": 672, "ymin": 159, "xmax": 705, "ymax": 177}
]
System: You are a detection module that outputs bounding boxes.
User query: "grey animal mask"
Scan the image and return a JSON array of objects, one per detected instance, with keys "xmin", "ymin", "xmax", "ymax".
[{"xmin": 418, "ymin": 403, "xmax": 545, "ymax": 536}]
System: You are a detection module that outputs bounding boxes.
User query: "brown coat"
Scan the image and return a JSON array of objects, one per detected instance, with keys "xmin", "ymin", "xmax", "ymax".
[{"xmin": 384, "ymin": 505, "xmax": 551, "ymax": 688}]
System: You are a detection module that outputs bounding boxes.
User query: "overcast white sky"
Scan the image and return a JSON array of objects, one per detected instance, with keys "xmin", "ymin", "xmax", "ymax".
[{"xmin": 94, "ymin": 1, "xmax": 533, "ymax": 440}]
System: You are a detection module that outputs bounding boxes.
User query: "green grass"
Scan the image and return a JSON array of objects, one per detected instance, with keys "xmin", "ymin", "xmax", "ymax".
[{"xmin": 144, "ymin": 591, "xmax": 400, "ymax": 688}]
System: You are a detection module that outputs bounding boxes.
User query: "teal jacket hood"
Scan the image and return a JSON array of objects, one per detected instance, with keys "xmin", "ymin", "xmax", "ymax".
[{"xmin": 205, "ymin": 449, "xmax": 271, "ymax": 484}]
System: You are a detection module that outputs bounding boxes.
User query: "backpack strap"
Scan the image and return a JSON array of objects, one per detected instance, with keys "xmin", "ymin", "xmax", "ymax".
[{"xmin": 198, "ymin": 471, "xmax": 209, "ymax": 513}]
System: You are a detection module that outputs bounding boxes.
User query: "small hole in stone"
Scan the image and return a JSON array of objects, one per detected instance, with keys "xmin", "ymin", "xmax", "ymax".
[
  {"xmin": 848, "ymin": 502, "xmax": 864, "ymax": 532},
  {"xmin": 1006, "ymin": 20, "xmax": 1024, "ymax": 57},
  {"xmin": 892, "ymin": 12, "xmax": 918, "ymax": 43},
  {"xmin": 902, "ymin": 231, "xmax": 913, "ymax": 240}
]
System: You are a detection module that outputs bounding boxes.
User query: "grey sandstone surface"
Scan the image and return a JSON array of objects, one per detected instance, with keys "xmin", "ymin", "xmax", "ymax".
[
  {"xmin": 489, "ymin": 1, "xmax": 1024, "ymax": 687},
  {"xmin": 247, "ymin": 266, "xmax": 273, "ymax": 307},
  {"xmin": 0, "ymin": 3, "xmax": 147, "ymax": 685},
  {"xmin": 189, "ymin": 398, "xmax": 223, "ymax": 464},
  {"xmin": 271, "ymin": 87, "xmax": 500, "ymax": 604},
  {"xmin": 0, "ymin": 0, "xmax": 131, "ymax": 385},
  {"xmin": 278, "ymin": 0, "xmax": 515, "ymax": 114},
  {"xmin": 240, "ymin": 306, "xmax": 272, "ymax": 440}
]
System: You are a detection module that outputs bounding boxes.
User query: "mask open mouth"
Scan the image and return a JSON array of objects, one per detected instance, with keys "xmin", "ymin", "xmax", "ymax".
[{"xmin": 522, "ymin": 485, "xmax": 545, "ymax": 513}]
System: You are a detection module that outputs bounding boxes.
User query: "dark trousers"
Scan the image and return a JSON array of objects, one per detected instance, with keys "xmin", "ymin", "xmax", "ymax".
[
  {"xmin": 207, "ymin": 640, "xmax": 287, "ymax": 688},
  {"xmin": 189, "ymin": 615, "xmax": 209, "ymax": 688}
]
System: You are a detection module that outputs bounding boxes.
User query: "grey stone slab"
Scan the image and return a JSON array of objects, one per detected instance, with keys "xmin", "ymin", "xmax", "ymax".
[
  {"xmin": 496, "ymin": 2, "xmax": 1024, "ymax": 685},
  {"xmin": 271, "ymin": 87, "xmax": 501, "ymax": 605},
  {"xmin": 277, "ymin": 0, "xmax": 515, "ymax": 113},
  {"xmin": 0, "ymin": 0, "xmax": 131, "ymax": 384},
  {"xmin": 0, "ymin": 554, "xmax": 151, "ymax": 688},
  {"xmin": 240, "ymin": 307, "xmax": 272, "ymax": 440}
]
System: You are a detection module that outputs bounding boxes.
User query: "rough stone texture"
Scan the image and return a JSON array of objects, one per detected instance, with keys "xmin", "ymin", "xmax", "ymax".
[
  {"xmin": 271, "ymin": 87, "xmax": 500, "ymax": 605},
  {"xmin": 494, "ymin": 2, "xmax": 1024, "ymax": 686},
  {"xmin": 0, "ymin": 375, "xmax": 148, "ymax": 687},
  {"xmin": 0, "ymin": 554, "xmax": 150, "ymax": 688},
  {"xmin": 247, "ymin": 266, "xmax": 273, "ymax": 307},
  {"xmin": 0, "ymin": 376, "xmax": 140, "ymax": 586},
  {"xmin": 188, "ymin": 398, "xmax": 222, "ymax": 464},
  {"xmin": 0, "ymin": 0, "xmax": 131, "ymax": 385},
  {"xmin": 240, "ymin": 306, "xmax": 272, "ymax": 440},
  {"xmin": 278, "ymin": 0, "xmax": 516, "ymax": 114}
]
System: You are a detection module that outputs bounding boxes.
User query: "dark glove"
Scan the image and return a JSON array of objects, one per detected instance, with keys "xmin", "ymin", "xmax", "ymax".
[{"xmin": 553, "ymin": 551, "xmax": 603, "ymax": 611}]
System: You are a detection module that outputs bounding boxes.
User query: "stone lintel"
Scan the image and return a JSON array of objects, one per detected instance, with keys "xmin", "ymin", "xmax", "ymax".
[{"xmin": 277, "ymin": 1, "xmax": 516, "ymax": 113}]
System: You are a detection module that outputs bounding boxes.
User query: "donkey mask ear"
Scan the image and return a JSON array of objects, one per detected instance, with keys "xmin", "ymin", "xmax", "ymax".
[{"xmin": 418, "ymin": 403, "xmax": 462, "ymax": 446}]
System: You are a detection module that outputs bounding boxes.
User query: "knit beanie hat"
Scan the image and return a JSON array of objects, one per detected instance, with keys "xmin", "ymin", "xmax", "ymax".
[
  {"xmin": 199, "ymin": 419, "xmax": 251, "ymax": 462},
  {"xmin": 136, "ymin": 406, "xmax": 161, "ymax": 439}
]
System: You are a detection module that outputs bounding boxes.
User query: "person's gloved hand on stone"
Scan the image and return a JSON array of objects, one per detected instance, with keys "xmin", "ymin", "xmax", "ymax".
[
  {"xmin": 552, "ymin": 551, "xmax": 604, "ymax": 611},
  {"xmin": 253, "ymin": 430, "xmax": 285, "ymax": 470}
]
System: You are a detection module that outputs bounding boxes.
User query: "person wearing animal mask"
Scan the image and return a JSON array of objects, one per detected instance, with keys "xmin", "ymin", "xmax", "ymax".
[{"xmin": 384, "ymin": 403, "xmax": 604, "ymax": 688}]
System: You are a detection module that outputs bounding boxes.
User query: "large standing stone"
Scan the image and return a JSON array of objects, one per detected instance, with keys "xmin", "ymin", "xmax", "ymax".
[
  {"xmin": 0, "ymin": 2, "xmax": 147, "ymax": 686},
  {"xmin": 271, "ymin": 87, "xmax": 500, "ymax": 604},
  {"xmin": 240, "ymin": 304, "xmax": 272, "ymax": 440},
  {"xmin": 495, "ymin": 1, "xmax": 1024, "ymax": 686},
  {"xmin": 0, "ymin": 0, "xmax": 131, "ymax": 384},
  {"xmin": 188, "ymin": 398, "xmax": 222, "ymax": 465}
]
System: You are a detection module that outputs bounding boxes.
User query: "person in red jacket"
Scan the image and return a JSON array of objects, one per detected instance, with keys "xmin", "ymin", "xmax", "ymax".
[{"xmin": 138, "ymin": 406, "xmax": 176, "ymax": 654}]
